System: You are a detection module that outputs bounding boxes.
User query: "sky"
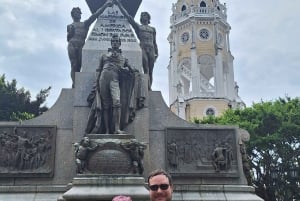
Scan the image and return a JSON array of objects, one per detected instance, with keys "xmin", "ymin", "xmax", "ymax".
[{"xmin": 0, "ymin": 0, "xmax": 299, "ymax": 108}]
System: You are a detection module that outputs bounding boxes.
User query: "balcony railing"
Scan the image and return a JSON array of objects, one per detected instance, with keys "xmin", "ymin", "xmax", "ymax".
[{"xmin": 171, "ymin": 6, "xmax": 227, "ymax": 24}]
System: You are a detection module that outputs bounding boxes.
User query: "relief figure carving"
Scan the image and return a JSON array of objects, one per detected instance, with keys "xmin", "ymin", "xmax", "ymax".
[
  {"xmin": 74, "ymin": 137, "xmax": 99, "ymax": 174},
  {"xmin": 167, "ymin": 140, "xmax": 179, "ymax": 170},
  {"xmin": 211, "ymin": 142, "xmax": 233, "ymax": 172},
  {"xmin": 120, "ymin": 139, "xmax": 147, "ymax": 174},
  {"xmin": 0, "ymin": 127, "xmax": 53, "ymax": 171}
]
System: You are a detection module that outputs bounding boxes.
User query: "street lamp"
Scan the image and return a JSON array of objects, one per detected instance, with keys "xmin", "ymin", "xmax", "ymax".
[
  {"xmin": 270, "ymin": 167, "xmax": 279, "ymax": 200},
  {"xmin": 270, "ymin": 168, "xmax": 279, "ymax": 181},
  {"xmin": 288, "ymin": 168, "xmax": 298, "ymax": 180},
  {"xmin": 288, "ymin": 166, "xmax": 299, "ymax": 200},
  {"xmin": 269, "ymin": 166, "xmax": 299, "ymax": 200}
]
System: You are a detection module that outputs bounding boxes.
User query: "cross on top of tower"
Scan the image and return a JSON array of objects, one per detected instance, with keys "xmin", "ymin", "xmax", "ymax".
[{"xmin": 85, "ymin": 0, "xmax": 142, "ymax": 17}]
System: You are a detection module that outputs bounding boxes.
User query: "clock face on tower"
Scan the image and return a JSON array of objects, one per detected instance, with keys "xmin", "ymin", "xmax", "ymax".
[
  {"xmin": 181, "ymin": 32, "xmax": 190, "ymax": 44},
  {"xmin": 199, "ymin": 28, "xmax": 210, "ymax": 40}
]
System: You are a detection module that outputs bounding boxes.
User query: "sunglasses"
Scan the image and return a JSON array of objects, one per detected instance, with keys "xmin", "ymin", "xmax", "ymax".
[{"xmin": 149, "ymin": 184, "xmax": 170, "ymax": 191}]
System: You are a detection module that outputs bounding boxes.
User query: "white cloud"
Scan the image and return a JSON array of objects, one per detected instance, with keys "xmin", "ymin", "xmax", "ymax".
[
  {"xmin": 0, "ymin": 0, "xmax": 299, "ymax": 108},
  {"xmin": 0, "ymin": 56, "xmax": 4, "ymax": 64}
]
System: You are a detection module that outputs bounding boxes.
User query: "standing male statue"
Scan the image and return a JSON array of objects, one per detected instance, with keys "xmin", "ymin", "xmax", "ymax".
[
  {"xmin": 115, "ymin": 0, "xmax": 158, "ymax": 90},
  {"xmin": 67, "ymin": 0, "xmax": 113, "ymax": 87},
  {"xmin": 86, "ymin": 34, "xmax": 136, "ymax": 134}
]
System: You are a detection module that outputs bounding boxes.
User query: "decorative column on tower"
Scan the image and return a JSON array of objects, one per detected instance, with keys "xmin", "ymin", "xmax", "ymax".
[{"xmin": 168, "ymin": 0, "xmax": 245, "ymax": 121}]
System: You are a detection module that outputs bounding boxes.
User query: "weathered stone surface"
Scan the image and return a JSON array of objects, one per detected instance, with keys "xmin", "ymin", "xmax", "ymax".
[
  {"xmin": 172, "ymin": 185, "xmax": 263, "ymax": 201},
  {"xmin": 88, "ymin": 149, "xmax": 132, "ymax": 173},
  {"xmin": 62, "ymin": 175, "xmax": 149, "ymax": 201},
  {"xmin": 165, "ymin": 127, "xmax": 238, "ymax": 177},
  {"xmin": 22, "ymin": 89, "xmax": 74, "ymax": 128},
  {"xmin": 148, "ymin": 91, "xmax": 248, "ymax": 185},
  {"xmin": 0, "ymin": 185, "xmax": 67, "ymax": 201},
  {"xmin": 82, "ymin": 5, "xmax": 143, "ymax": 74},
  {"xmin": 83, "ymin": 136, "xmax": 146, "ymax": 175},
  {"xmin": 0, "ymin": 126, "xmax": 56, "ymax": 178}
]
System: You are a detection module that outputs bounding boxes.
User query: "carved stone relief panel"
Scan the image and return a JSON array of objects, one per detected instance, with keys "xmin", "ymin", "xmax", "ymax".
[
  {"xmin": 0, "ymin": 126, "xmax": 56, "ymax": 177},
  {"xmin": 165, "ymin": 127, "xmax": 239, "ymax": 177}
]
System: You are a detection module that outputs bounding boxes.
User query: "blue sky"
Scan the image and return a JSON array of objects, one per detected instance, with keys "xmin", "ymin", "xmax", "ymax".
[{"xmin": 0, "ymin": 0, "xmax": 299, "ymax": 108}]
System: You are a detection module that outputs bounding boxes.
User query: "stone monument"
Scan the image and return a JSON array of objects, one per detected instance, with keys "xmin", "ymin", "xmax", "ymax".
[{"xmin": 0, "ymin": 0, "xmax": 263, "ymax": 200}]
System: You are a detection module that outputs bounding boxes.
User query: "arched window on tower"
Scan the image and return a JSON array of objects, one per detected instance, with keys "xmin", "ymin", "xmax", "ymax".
[
  {"xmin": 178, "ymin": 58, "xmax": 192, "ymax": 98},
  {"xmin": 200, "ymin": 1, "xmax": 207, "ymax": 7},
  {"xmin": 181, "ymin": 5, "xmax": 187, "ymax": 11}
]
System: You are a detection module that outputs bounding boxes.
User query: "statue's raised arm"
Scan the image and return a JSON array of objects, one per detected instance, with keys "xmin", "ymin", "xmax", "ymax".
[
  {"xmin": 67, "ymin": 0, "xmax": 113, "ymax": 88},
  {"xmin": 85, "ymin": 0, "xmax": 114, "ymax": 27},
  {"xmin": 114, "ymin": 0, "xmax": 139, "ymax": 33},
  {"xmin": 114, "ymin": 0, "xmax": 158, "ymax": 90}
]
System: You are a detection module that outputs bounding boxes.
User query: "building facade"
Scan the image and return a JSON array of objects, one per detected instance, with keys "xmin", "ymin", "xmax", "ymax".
[{"xmin": 168, "ymin": 0, "xmax": 244, "ymax": 121}]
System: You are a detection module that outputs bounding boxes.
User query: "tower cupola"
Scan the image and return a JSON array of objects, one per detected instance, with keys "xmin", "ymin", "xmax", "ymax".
[{"xmin": 168, "ymin": 0, "xmax": 244, "ymax": 120}]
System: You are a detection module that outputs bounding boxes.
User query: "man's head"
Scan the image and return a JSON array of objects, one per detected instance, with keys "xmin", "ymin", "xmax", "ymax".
[
  {"xmin": 147, "ymin": 169, "xmax": 173, "ymax": 201},
  {"xmin": 140, "ymin": 12, "xmax": 151, "ymax": 25},
  {"xmin": 71, "ymin": 7, "xmax": 82, "ymax": 21},
  {"xmin": 112, "ymin": 195, "xmax": 132, "ymax": 201},
  {"xmin": 111, "ymin": 34, "xmax": 121, "ymax": 49}
]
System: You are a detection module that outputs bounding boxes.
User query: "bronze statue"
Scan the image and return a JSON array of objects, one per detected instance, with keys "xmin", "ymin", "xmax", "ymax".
[
  {"xmin": 0, "ymin": 127, "xmax": 53, "ymax": 171},
  {"xmin": 74, "ymin": 137, "xmax": 98, "ymax": 174},
  {"xmin": 240, "ymin": 143, "xmax": 252, "ymax": 185},
  {"xmin": 67, "ymin": 0, "xmax": 113, "ymax": 87},
  {"xmin": 115, "ymin": 0, "xmax": 158, "ymax": 90},
  {"xmin": 85, "ymin": 34, "xmax": 137, "ymax": 134},
  {"xmin": 120, "ymin": 139, "xmax": 147, "ymax": 174},
  {"xmin": 211, "ymin": 142, "xmax": 233, "ymax": 172},
  {"xmin": 167, "ymin": 140, "xmax": 179, "ymax": 170}
]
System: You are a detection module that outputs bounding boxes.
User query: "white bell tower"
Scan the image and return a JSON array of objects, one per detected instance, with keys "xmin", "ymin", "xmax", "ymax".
[{"xmin": 168, "ymin": 0, "xmax": 245, "ymax": 120}]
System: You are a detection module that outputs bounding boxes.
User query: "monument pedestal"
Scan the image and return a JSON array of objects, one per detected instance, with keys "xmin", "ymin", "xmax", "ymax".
[
  {"xmin": 172, "ymin": 185, "xmax": 262, "ymax": 201},
  {"xmin": 0, "ymin": 2, "xmax": 263, "ymax": 200},
  {"xmin": 61, "ymin": 175, "xmax": 148, "ymax": 201}
]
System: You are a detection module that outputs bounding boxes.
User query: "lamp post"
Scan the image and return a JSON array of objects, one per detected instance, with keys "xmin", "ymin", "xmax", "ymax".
[
  {"xmin": 288, "ymin": 167, "xmax": 299, "ymax": 200},
  {"xmin": 270, "ymin": 167, "xmax": 279, "ymax": 200},
  {"xmin": 269, "ymin": 166, "xmax": 299, "ymax": 200},
  {"xmin": 288, "ymin": 168, "xmax": 298, "ymax": 180},
  {"xmin": 270, "ymin": 168, "xmax": 279, "ymax": 180}
]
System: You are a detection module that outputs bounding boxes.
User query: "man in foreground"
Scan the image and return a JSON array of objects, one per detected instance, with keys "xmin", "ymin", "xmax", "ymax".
[{"xmin": 147, "ymin": 169, "xmax": 174, "ymax": 201}]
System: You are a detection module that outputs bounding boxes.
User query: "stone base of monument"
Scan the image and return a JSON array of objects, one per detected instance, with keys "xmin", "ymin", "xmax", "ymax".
[
  {"xmin": 59, "ymin": 134, "xmax": 149, "ymax": 201},
  {"xmin": 61, "ymin": 175, "xmax": 148, "ymax": 201},
  {"xmin": 172, "ymin": 185, "xmax": 263, "ymax": 201},
  {"xmin": 0, "ymin": 185, "xmax": 67, "ymax": 201},
  {"xmin": 80, "ymin": 134, "xmax": 147, "ymax": 175}
]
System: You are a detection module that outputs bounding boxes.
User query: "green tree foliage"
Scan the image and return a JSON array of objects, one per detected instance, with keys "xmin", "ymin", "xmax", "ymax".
[
  {"xmin": 0, "ymin": 74, "xmax": 51, "ymax": 121},
  {"xmin": 194, "ymin": 97, "xmax": 300, "ymax": 201}
]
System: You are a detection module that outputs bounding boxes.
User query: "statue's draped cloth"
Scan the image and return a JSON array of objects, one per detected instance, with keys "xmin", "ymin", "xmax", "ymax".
[{"xmin": 86, "ymin": 70, "xmax": 145, "ymax": 134}]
